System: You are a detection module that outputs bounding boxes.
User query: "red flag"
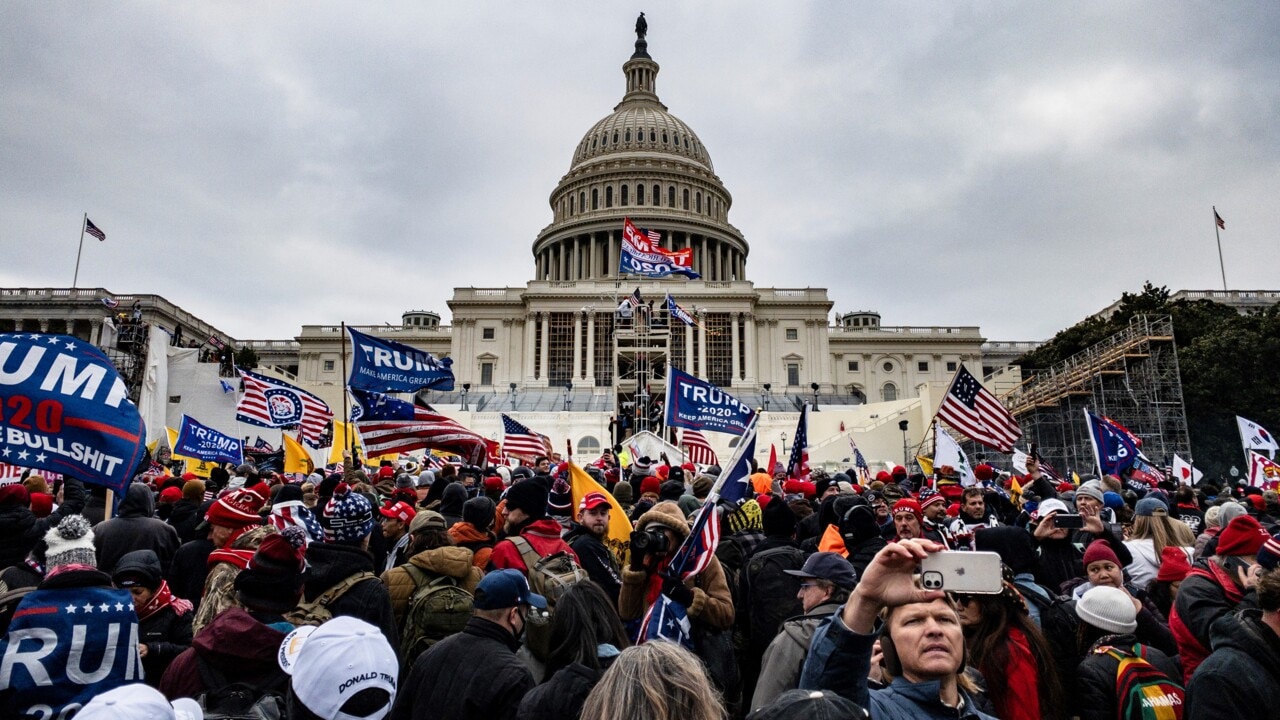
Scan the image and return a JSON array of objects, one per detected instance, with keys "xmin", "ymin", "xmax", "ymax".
[{"xmin": 767, "ymin": 444, "xmax": 778, "ymax": 476}]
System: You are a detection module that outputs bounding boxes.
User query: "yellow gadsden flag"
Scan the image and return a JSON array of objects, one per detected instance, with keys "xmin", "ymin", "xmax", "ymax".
[
  {"xmin": 327, "ymin": 421, "xmax": 363, "ymax": 465},
  {"xmin": 916, "ymin": 456, "xmax": 934, "ymax": 477},
  {"xmin": 165, "ymin": 427, "xmax": 214, "ymax": 478},
  {"xmin": 283, "ymin": 433, "xmax": 315, "ymax": 475},
  {"xmin": 567, "ymin": 461, "xmax": 633, "ymax": 565}
]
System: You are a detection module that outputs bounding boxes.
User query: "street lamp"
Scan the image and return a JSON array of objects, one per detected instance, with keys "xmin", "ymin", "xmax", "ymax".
[
  {"xmin": 781, "ymin": 431, "xmax": 788, "ymax": 454},
  {"xmin": 898, "ymin": 419, "xmax": 910, "ymax": 467},
  {"xmin": 509, "ymin": 382, "xmax": 518, "ymax": 409},
  {"xmin": 461, "ymin": 383, "xmax": 471, "ymax": 412},
  {"xmin": 810, "ymin": 382, "xmax": 820, "ymax": 411},
  {"xmin": 762, "ymin": 383, "xmax": 771, "ymax": 412},
  {"xmin": 563, "ymin": 380, "xmax": 573, "ymax": 412}
]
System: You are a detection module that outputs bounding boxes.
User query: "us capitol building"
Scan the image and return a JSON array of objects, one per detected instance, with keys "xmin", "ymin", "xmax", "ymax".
[{"xmin": 1, "ymin": 24, "xmax": 1031, "ymax": 465}]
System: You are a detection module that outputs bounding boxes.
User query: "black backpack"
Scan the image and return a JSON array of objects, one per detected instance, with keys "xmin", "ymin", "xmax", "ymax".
[
  {"xmin": 196, "ymin": 655, "xmax": 288, "ymax": 720},
  {"xmin": 742, "ymin": 545, "xmax": 805, "ymax": 658}
]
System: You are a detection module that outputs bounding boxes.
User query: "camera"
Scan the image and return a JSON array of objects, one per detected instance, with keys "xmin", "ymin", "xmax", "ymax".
[{"xmin": 630, "ymin": 528, "xmax": 670, "ymax": 555}]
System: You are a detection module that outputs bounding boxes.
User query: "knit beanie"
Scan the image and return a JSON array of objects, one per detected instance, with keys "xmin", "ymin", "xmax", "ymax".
[
  {"xmin": 1217, "ymin": 515, "xmax": 1271, "ymax": 557},
  {"xmin": 1102, "ymin": 491, "xmax": 1124, "ymax": 510},
  {"xmin": 1076, "ymin": 585, "xmax": 1138, "ymax": 635},
  {"xmin": 45, "ymin": 515, "xmax": 96, "ymax": 570},
  {"xmin": 918, "ymin": 488, "xmax": 945, "ymax": 511},
  {"xmin": 1076, "ymin": 481, "xmax": 1105, "ymax": 506},
  {"xmin": 547, "ymin": 474, "xmax": 574, "ymax": 523},
  {"xmin": 182, "ymin": 479, "xmax": 206, "ymax": 503},
  {"xmin": 762, "ymin": 497, "xmax": 798, "ymax": 537},
  {"xmin": 1256, "ymin": 536, "xmax": 1280, "ymax": 571},
  {"xmin": 639, "ymin": 476, "xmax": 661, "ymax": 497},
  {"xmin": 1203, "ymin": 505, "xmax": 1222, "ymax": 529},
  {"xmin": 236, "ymin": 526, "xmax": 307, "ymax": 613},
  {"xmin": 112, "ymin": 549, "xmax": 163, "ymax": 591},
  {"xmin": 611, "ymin": 482, "xmax": 633, "ymax": 504},
  {"xmin": 659, "ymin": 480, "xmax": 685, "ymax": 502},
  {"xmin": 0, "ymin": 483, "xmax": 30, "ymax": 507},
  {"xmin": 691, "ymin": 475, "xmax": 714, "ymax": 500},
  {"xmin": 1156, "ymin": 546, "xmax": 1193, "ymax": 583},
  {"xmin": 1217, "ymin": 501, "xmax": 1247, "ymax": 529},
  {"xmin": 749, "ymin": 688, "xmax": 870, "ymax": 720},
  {"xmin": 892, "ymin": 498, "xmax": 922, "ymax": 522},
  {"xmin": 322, "ymin": 483, "xmax": 374, "ymax": 544},
  {"xmin": 631, "ymin": 456, "xmax": 653, "ymax": 476},
  {"xmin": 724, "ymin": 498, "xmax": 764, "ymax": 534},
  {"xmin": 207, "ymin": 487, "xmax": 266, "ymax": 528},
  {"xmin": 1082, "ymin": 540, "xmax": 1121, "ymax": 569},
  {"xmin": 504, "ymin": 480, "xmax": 549, "ymax": 521},
  {"xmin": 394, "ymin": 474, "xmax": 414, "ymax": 490},
  {"xmin": 462, "ymin": 496, "xmax": 496, "ymax": 532},
  {"xmin": 29, "ymin": 493, "xmax": 53, "ymax": 518}
]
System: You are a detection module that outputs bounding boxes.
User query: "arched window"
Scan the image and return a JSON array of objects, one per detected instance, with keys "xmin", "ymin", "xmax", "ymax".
[
  {"xmin": 682, "ymin": 189, "xmax": 690, "ymax": 210},
  {"xmin": 612, "ymin": 132, "xmax": 619, "ymax": 144},
  {"xmin": 580, "ymin": 191, "xmax": 586, "ymax": 212},
  {"xmin": 577, "ymin": 436, "xmax": 601, "ymax": 454},
  {"xmin": 625, "ymin": 129, "xmax": 631, "ymax": 142},
  {"xmin": 591, "ymin": 188, "xmax": 598, "ymax": 210},
  {"xmin": 668, "ymin": 186, "xmax": 676, "ymax": 207},
  {"xmin": 570, "ymin": 195, "xmax": 575, "ymax": 214},
  {"xmin": 696, "ymin": 192, "xmax": 702, "ymax": 213},
  {"xmin": 662, "ymin": 131, "xmax": 669, "ymax": 143},
  {"xmin": 881, "ymin": 383, "xmax": 898, "ymax": 402},
  {"xmin": 605, "ymin": 186, "xmax": 614, "ymax": 208},
  {"xmin": 650, "ymin": 130, "xmax": 656, "ymax": 142},
  {"xmin": 653, "ymin": 185, "xmax": 661, "ymax": 206},
  {"xmin": 636, "ymin": 184, "xmax": 645, "ymax": 206}
]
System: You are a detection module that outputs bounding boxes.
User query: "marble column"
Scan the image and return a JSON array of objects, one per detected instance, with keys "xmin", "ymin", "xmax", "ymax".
[
  {"xmin": 743, "ymin": 316, "xmax": 758, "ymax": 385},
  {"xmin": 572, "ymin": 312, "xmax": 583, "ymax": 380},
  {"xmin": 588, "ymin": 234, "xmax": 597, "ymax": 279},
  {"xmin": 607, "ymin": 231, "xmax": 618, "ymax": 279},
  {"xmin": 730, "ymin": 313, "xmax": 741, "ymax": 384},
  {"xmin": 684, "ymin": 319, "xmax": 694, "ymax": 371},
  {"xmin": 539, "ymin": 314, "xmax": 550, "ymax": 384},
  {"xmin": 524, "ymin": 314, "xmax": 537, "ymax": 382},
  {"xmin": 697, "ymin": 311, "xmax": 708, "ymax": 379},
  {"xmin": 585, "ymin": 313, "xmax": 596, "ymax": 385}
]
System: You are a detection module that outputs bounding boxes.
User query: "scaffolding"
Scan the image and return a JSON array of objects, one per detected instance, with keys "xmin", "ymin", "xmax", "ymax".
[
  {"xmin": 105, "ymin": 322, "xmax": 151, "ymax": 403},
  {"xmin": 615, "ymin": 304, "xmax": 670, "ymax": 437},
  {"xmin": 1001, "ymin": 314, "xmax": 1191, "ymax": 475}
]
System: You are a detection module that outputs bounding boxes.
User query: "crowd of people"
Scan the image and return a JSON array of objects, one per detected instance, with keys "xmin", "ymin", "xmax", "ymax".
[{"xmin": 1, "ymin": 446, "xmax": 1278, "ymax": 720}]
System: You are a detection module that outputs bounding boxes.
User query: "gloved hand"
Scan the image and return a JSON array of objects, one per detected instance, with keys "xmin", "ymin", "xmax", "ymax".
[{"xmin": 662, "ymin": 575, "xmax": 695, "ymax": 607}]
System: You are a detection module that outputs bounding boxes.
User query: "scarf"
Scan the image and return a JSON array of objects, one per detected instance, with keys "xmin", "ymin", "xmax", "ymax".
[
  {"xmin": 137, "ymin": 580, "xmax": 193, "ymax": 621},
  {"xmin": 643, "ymin": 556, "xmax": 674, "ymax": 607},
  {"xmin": 207, "ymin": 548, "xmax": 256, "ymax": 570}
]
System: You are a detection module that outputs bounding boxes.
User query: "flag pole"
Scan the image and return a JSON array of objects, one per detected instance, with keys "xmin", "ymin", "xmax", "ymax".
[
  {"xmin": 73, "ymin": 212, "xmax": 87, "ymax": 288},
  {"xmin": 1213, "ymin": 206, "xmax": 1227, "ymax": 291},
  {"xmin": 341, "ymin": 322, "xmax": 351, "ymax": 459}
]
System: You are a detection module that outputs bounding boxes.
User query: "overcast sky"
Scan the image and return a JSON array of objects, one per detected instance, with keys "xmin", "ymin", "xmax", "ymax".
[{"xmin": 3, "ymin": 2, "xmax": 1276, "ymax": 343}]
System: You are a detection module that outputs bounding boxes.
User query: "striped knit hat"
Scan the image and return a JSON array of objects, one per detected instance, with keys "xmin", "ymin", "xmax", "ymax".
[
  {"xmin": 1257, "ymin": 536, "xmax": 1280, "ymax": 571},
  {"xmin": 206, "ymin": 487, "xmax": 266, "ymax": 528},
  {"xmin": 322, "ymin": 483, "xmax": 374, "ymax": 544}
]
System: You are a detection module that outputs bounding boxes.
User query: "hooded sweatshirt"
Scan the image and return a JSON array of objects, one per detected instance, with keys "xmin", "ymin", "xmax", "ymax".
[
  {"xmin": 439, "ymin": 483, "xmax": 469, "ymax": 528},
  {"xmin": 93, "ymin": 483, "xmax": 180, "ymax": 576}
]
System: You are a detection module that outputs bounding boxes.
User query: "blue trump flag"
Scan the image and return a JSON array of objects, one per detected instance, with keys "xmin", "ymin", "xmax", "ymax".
[
  {"xmin": 0, "ymin": 333, "xmax": 146, "ymax": 494},
  {"xmin": 349, "ymin": 387, "xmax": 416, "ymax": 421},
  {"xmin": 1084, "ymin": 409, "xmax": 1139, "ymax": 476},
  {"xmin": 663, "ymin": 366, "xmax": 755, "ymax": 436},
  {"xmin": 173, "ymin": 415, "xmax": 244, "ymax": 465},
  {"xmin": 346, "ymin": 326, "xmax": 455, "ymax": 393},
  {"xmin": 0, "ymin": 585, "xmax": 142, "ymax": 718}
]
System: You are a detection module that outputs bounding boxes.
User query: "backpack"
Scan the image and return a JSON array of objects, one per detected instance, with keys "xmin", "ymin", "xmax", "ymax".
[
  {"xmin": 196, "ymin": 655, "xmax": 288, "ymax": 720},
  {"xmin": 742, "ymin": 545, "xmax": 805, "ymax": 657},
  {"xmin": 510, "ymin": 536, "xmax": 589, "ymax": 661},
  {"xmin": 284, "ymin": 571, "xmax": 376, "ymax": 627},
  {"xmin": 1100, "ymin": 643, "xmax": 1185, "ymax": 720},
  {"xmin": 399, "ymin": 564, "xmax": 473, "ymax": 663},
  {"xmin": 1014, "ymin": 579, "xmax": 1080, "ymax": 687}
]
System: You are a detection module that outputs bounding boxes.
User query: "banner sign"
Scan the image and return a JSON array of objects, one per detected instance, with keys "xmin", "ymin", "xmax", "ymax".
[
  {"xmin": 1084, "ymin": 409, "xmax": 1138, "ymax": 477},
  {"xmin": 663, "ymin": 366, "xmax": 755, "ymax": 435},
  {"xmin": 0, "ymin": 333, "xmax": 146, "ymax": 494},
  {"xmin": 173, "ymin": 415, "xmax": 244, "ymax": 465},
  {"xmin": 347, "ymin": 327, "xmax": 455, "ymax": 393},
  {"xmin": 0, "ymin": 586, "xmax": 142, "ymax": 718},
  {"xmin": 619, "ymin": 218, "xmax": 700, "ymax": 279}
]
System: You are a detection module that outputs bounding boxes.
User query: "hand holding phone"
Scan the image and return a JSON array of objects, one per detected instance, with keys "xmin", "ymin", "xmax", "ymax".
[{"xmin": 920, "ymin": 551, "xmax": 1003, "ymax": 594}]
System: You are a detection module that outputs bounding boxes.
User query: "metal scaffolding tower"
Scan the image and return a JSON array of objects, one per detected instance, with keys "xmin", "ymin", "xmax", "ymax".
[
  {"xmin": 615, "ymin": 304, "xmax": 670, "ymax": 437},
  {"xmin": 1002, "ymin": 314, "xmax": 1191, "ymax": 476}
]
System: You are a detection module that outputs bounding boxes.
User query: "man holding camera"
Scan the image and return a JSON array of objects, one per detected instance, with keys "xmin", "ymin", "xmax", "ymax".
[
  {"xmin": 618, "ymin": 501, "xmax": 734, "ymax": 630},
  {"xmin": 799, "ymin": 539, "xmax": 997, "ymax": 719}
]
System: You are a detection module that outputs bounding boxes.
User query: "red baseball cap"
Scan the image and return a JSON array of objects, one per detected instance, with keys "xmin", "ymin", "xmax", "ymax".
[
  {"xmin": 379, "ymin": 501, "xmax": 416, "ymax": 523},
  {"xmin": 578, "ymin": 492, "xmax": 611, "ymax": 513}
]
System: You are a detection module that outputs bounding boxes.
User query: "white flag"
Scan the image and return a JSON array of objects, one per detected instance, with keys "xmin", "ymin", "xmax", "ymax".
[
  {"xmin": 1237, "ymin": 415, "xmax": 1279, "ymax": 456},
  {"xmin": 934, "ymin": 427, "xmax": 976, "ymax": 486},
  {"xmin": 1171, "ymin": 454, "xmax": 1203, "ymax": 486},
  {"xmin": 1010, "ymin": 448, "xmax": 1029, "ymax": 476},
  {"xmin": 1247, "ymin": 450, "xmax": 1280, "ymax": 488}
]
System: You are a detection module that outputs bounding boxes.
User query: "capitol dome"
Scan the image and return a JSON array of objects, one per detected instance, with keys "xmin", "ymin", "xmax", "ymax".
[{"xmin": 533, "ymin": 27, "xmax": 748, "ymax": 283}]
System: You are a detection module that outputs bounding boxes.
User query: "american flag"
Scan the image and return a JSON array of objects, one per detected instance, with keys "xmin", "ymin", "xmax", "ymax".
[
  {"xmin": 681, "ymin": 429, "xmax": 718, "ymax": 466},
  {"xmin": 623, "ymin": 288, "xmax": 643, "ymax": 308},
  {"xmin": 252, "ymin": 436, "xmax": 275, "ymax": 452},
  {"xmin": 353, "ymin": 389, "xmax": 487, "ymax": 462},
  {"xmin": 786, "ymin": 403, "xmax": 810, "ymax": 480},
  {"xmin": 935, "ymin": 366, "xmax": 1022, "ymax": 454},
  {"xmin": 84, "ymin": 217, "xmax": 106, "ymax": 241},
  {"xmin": 641, "ymin": 228, "xmax": 662, "ymax": 245},
  {"xmin": 501, "ymin": 414, "xmax": 553, "ymax": 461},
  {"xmin": 236, "ymin": 368, "xmax": 333, "ymax": 448},
  {"xmin": 1215, "ymin": 209, "xmax": 1226, "ymax": 230},
  {"xmin": 669, "ymin": 501, "xmax": 721, "ymax": 580},
  {"xmin": 850, "ymin": 436, "xmax": 870, "ymax": 483}
]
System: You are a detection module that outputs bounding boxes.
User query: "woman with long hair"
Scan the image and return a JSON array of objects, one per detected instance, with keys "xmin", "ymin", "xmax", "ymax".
[
  {"xmin": 579, "ymin": 641, "xmax": 725, "ymax": 720},
  {"xmin": 1124, "ymin": 498, "xmax": 1196, "ymax": 590},
  {"xmin": 955, "ymin": 578, "xmax": 1065, "ymax": 720},
  {"xmin": 517, "ymin": 581, "xmax": 632, "ymax": 720}
]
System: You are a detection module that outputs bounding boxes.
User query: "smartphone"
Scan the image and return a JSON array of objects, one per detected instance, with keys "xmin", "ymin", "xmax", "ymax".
[
  {"xmin": 1053, "ymin": 513, "xmax": 1084, "ymax": 529},
  {"xmin": 920, "ymin": 551, "xmax": 1003, "ymax": 594}
]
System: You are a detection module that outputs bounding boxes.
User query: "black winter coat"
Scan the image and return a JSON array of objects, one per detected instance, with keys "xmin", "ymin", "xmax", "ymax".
[
  {"xmin": 1074, "ymin": 635, "xmax": 1181, "ymax": 720},
  {"xmin": 1186, "ymin": 609, "xmax": 1280, "ymax": 719},
  {"xmin": 566, "ymin": 526, "xmax": 622, "ymax": 605},
  {"xmin": 302, "ymin": 541, "xmax": 399, "ymax": 651},
  {"xmin": 138, "ymin": 603, "xmax": 194, "ymax": 687},
  {"xmin": 0, "ymin": 477, "xmax": 86, "ymax": 571},
  {"xmin": 390, "ymin": 617, "xmax": 535, "ymax": 720},
  {"xmin": 166, "ymin": 499, "xmax": 202, "ymax": 544},
  {"xmin": 516, "ymin": 658, "xmax": 612, "ymax": 720},
  {"xmin": 93, "ymin": 484, "xmax": 180, "ymax": 575},
  {"xmin": 1035, "ymin": 526, "xmax": 1132, "ymax": 595},
  {"xmin": 166, "ymin": 538, "xmax": 214, "ymax": 605}
]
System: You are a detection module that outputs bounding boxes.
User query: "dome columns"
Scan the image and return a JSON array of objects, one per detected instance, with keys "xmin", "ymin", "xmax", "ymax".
[{"xmin": 536, "ymin": 230, "xmax": 746, "ymax": 282}]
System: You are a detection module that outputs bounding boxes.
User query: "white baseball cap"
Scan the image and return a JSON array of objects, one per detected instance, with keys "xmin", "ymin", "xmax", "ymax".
[
  {"xmin": 278, "ymin": 616, "xmax": 398, "ymax": 720},
  {"xmin": 77, "ymin": 683, "xmax": 203, "ymax": 720}
]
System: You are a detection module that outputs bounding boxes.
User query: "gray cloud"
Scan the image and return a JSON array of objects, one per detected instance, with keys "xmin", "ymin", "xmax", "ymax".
[{"xmin": 2, "ymin": 2, "xmax": 1276, "ymax": 342}]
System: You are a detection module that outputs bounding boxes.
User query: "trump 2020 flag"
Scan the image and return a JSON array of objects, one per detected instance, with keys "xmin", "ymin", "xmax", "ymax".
[
  {"xmin": 1237, "ymin": 415, "xmax": 1279, "ymax": 457},
  {"xmin": 0, "ymin": 585, "xmax": 142, "ymax": 718},
  {"xmin": 619, "ymin": 218, "xmax": 700, "ymax": 279},
  {"xmin": 347, "ymin": 326, "xmax": 455, "ymax": 393},
  {"xmin": 173, "ymin": 415, "xmax": 243, "ymax": 465},
  {"xmin": 0, "ymin": 333, "xmax": 146, "ymax": 494},
  {"xmin": 664, "ymin": 365, "xmax": 755, "ymax": 435},
  {"xmin": 1084, "ymin": 409, "xmax": 1139, "ymax": 476}
]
